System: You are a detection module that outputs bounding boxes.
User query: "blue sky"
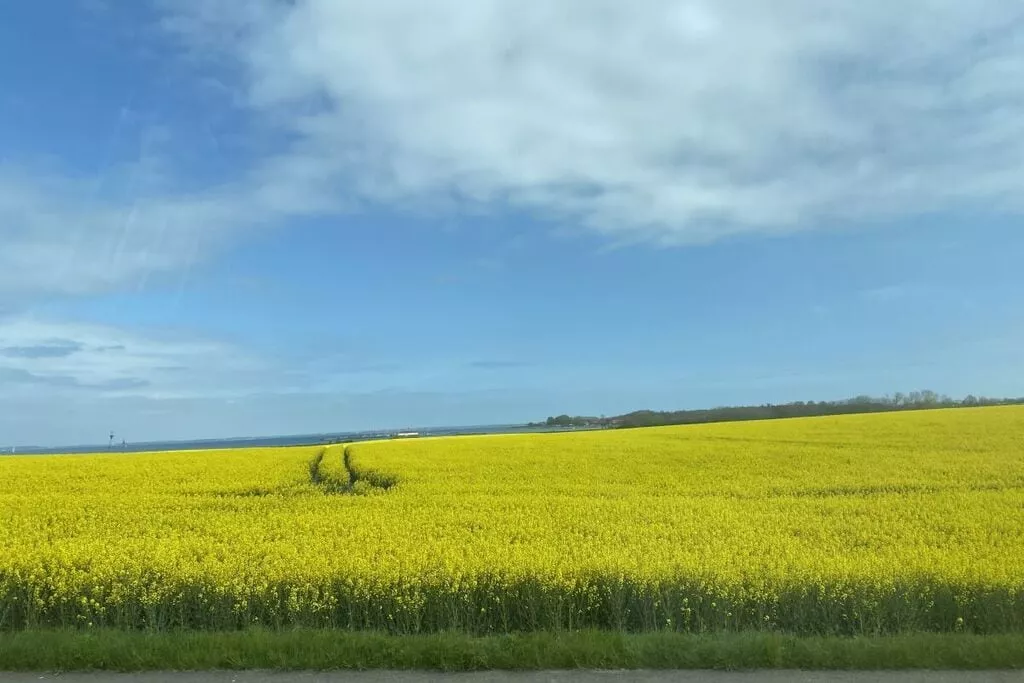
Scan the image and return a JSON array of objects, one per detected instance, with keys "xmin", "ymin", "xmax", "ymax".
[{"xmin": 1, "ymin": 1, "xmax": 1023, "ymax": 446}]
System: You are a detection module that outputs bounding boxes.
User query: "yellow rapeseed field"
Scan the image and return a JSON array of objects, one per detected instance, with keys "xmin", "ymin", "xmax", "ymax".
[{"xmin": 2, "ymin": 406, "xmax": 1023, "ymax": 634}]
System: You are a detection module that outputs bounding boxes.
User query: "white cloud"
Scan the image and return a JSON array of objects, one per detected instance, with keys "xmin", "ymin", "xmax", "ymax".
[
  {"xmin": 163, "ymin": 0, "xmax": 1024, "ymax": 243},
  {"xmin": 4, "ymin": 0, "xmax": 1024, "ymax": 304},
  {"xmin": 0, "ymin": 165, "xmax": 231, "ymax": 300},
  {"xmin": 0, "ymin": 316, "xmax": 284, "ymax": 399}
]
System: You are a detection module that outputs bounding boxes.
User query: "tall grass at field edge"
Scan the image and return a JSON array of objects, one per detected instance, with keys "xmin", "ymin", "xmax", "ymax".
[
  {"xmin": 0, "ymin": 630, "xmax": 1022, "ymax": 671},
  {"xmin": 3, "ymin": 574, "xmax": 1020, "ymax": 633}
]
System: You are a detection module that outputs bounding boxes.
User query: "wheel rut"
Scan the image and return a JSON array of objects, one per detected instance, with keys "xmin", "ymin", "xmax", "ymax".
[{"xmin": 308, "ymin": 445, "xmax": 397, "ymax": 494}]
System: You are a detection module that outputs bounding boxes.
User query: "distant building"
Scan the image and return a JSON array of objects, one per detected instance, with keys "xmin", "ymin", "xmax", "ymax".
[{"xmin": 394, "ymin": 432, "xmax": 420, "ymax": 438}]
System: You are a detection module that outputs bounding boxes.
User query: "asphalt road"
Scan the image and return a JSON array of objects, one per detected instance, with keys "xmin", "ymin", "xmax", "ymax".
[{"xmin": 1, "ymin": 672, "xmax": 1021, "ymax": 683}]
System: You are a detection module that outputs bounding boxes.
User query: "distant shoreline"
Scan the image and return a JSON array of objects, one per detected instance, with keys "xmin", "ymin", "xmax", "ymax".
[
  {"xmin": 0, "ymin": 422, "xmax": 592, "ymax": 456},
  {"xmin": 13, "ymin": 389, "xmax": 1021, "ymax": 456}
]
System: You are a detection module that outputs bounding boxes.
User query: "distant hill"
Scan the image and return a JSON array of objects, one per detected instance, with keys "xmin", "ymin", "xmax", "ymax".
[{"xmin": 537, "ymin": 391, "xmax": 1024, "ymax": 430}]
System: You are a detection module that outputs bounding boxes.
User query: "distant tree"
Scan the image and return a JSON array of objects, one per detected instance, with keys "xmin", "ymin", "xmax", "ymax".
[
  {"xmin": 542, "ymin": 390, "xmax": 1023, "ymax": 432},
  {"xmin": 547, "ymin": 414, "xmax": 585, "ymax": 427}
]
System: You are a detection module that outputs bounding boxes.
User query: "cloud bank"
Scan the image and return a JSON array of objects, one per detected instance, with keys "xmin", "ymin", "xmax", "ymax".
[
  {"xmin": 4, "ymin": 1, "xmax": 1023, "ymax": 303},
  {"xmin": 169, "ymin": 0, "xmax": 1024, "ymax": 242},
  {"xmin": 0, "ymin": 317, "xmax": 282, "ymax": 400}
]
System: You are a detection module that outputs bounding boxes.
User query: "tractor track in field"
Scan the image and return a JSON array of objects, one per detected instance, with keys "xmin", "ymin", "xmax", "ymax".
[
  {"xmin": 308, "ymin": 445, "xmax": 397, "ymax": 494},
  {"xmin": 308, "ymin": 448, "xmax": 327, "ymax": 485}
]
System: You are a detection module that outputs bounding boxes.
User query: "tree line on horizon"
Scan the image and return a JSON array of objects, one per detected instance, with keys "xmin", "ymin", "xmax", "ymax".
[{"xmin": 537, "ymin": 391, "xmax": 1024, "ymax": 430}]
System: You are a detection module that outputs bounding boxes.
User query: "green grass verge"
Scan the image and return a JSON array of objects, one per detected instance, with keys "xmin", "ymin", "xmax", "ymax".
[{"xmin": 0, "ymin": 630, "xmax": 1022, "ymax": 671}]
